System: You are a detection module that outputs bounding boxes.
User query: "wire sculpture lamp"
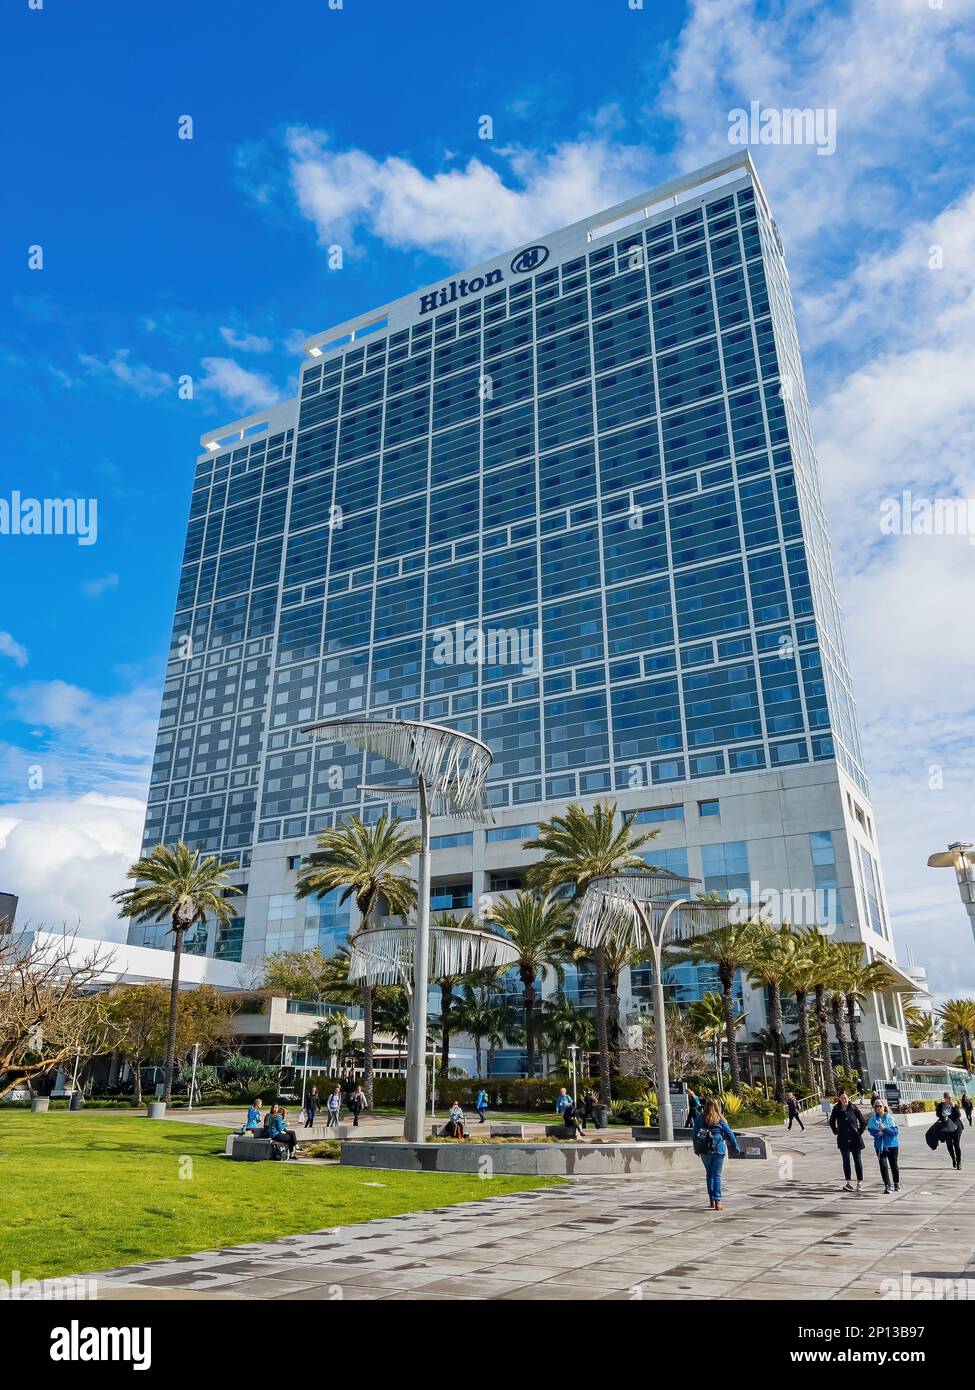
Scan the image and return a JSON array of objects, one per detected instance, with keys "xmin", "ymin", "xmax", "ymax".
[
  {"xmin": 301, "ymin": 717, "xmax": 494, "ymax": 1142},
  {"xmin": 575, "ymin": 871, "xmax": 746, "ymax": 1141}
]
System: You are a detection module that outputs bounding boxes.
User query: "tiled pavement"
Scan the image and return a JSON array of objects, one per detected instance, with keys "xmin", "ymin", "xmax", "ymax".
[{"xmin": 86, "ymin": 1121, "xmax": 975, "ymax": 1301}]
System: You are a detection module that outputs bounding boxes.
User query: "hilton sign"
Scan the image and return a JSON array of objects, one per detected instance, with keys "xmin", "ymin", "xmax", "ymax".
[{"xmin": 419, "ymin": 244, "xmax": 549, "ymax": 315}]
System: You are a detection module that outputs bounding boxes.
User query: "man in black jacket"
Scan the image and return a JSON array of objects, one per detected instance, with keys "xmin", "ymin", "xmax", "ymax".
[
  {"xmin": 829, "ymin": 1091, "xmax": 867, "ymax": 1190},
  {"xmin": 937, "ymin": 1092, "xmax": 964, "ymax": 1169}
]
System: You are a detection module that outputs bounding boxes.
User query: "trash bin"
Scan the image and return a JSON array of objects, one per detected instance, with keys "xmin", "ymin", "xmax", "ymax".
[
  {"xmin": 30, "ymin": 1097, "xmax": 50, "ymax": 1114},
  {"xmin": 69, "ymin": 1092, "xmax": 84, "ymax": 1111},
  {"xmin": 594, "ymin": 1104, "xmax": 611, "ymax": 1129},
  {"xmin": 147, "ymin": 1101, "xmax": 167, "ymax": 1120}
]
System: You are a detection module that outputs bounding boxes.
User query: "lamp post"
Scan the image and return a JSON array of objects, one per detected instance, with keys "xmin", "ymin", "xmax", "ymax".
[
  {"xmin": 575, "ymin": 871, "xmax": 746, "ymax": 1142},
  {"xmin": 187, "ymin": 1042, "xmax": 200, "ymax": 1112},
  {"xmin": 568, "ymin": 1044, "xmax": 579, "ymax": 1105},
  {"xmin": 300, "ymin": 1039, "xmax": 310, "ymax": 1116},
  {"xmin": 301, "ymin": 717, "xmax": 493, "ymax": 1144},
  {"xmin": 927, "ymin": 842, "xmax": 975, "ymax": 947}
]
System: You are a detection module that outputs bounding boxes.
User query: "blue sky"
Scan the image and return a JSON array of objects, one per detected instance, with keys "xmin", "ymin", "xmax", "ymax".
[{"xmin": 2, "ymin": 0, "xmax": 975, "ymax": 997}]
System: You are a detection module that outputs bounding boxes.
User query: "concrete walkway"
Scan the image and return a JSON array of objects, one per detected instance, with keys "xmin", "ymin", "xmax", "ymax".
[{"xmin": 86, "ymin": 1119, "xmax": 975, "ymax": 1301}]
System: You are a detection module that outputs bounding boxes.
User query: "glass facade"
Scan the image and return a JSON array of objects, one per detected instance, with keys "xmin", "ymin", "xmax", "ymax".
[{"xmin": 134, "ymin": 158, "xmax": 887, "ymax": 1002}]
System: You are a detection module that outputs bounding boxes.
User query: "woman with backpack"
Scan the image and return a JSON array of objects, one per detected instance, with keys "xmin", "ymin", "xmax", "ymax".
[
  {"xmin": 325, "ymin": 1085, "xmax": 342, "ymax": 1130},
  {"xmin": 829, "ymin": 1091, "xmax": 867, "ymax": 1190},
  {"xmin": 785, "ymin": 1091, "xmax": 805, "ymax": 1131},
  {"xmin": 866, "ymin": 1098, "xmax": 900, "ymax": 1193},
  {"xmin": 692, "ymin": 1097, "xmax": 741, "ymax": 1210}
]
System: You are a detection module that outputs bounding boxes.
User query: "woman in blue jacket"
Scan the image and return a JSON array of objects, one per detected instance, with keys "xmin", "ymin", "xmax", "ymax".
[
  {"xmin": 866, "ymin": 1099, "xmax": 900, "ymax": 1193},
  {"xmin": 692, "ymin": 1097, "xmax": 741, "ymax": 1210}
]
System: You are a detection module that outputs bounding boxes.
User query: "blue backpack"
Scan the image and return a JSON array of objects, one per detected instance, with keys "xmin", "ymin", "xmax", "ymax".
[{"xmin": 693, "ymin": 1124, "xmax": 719, "ymax": 1156}]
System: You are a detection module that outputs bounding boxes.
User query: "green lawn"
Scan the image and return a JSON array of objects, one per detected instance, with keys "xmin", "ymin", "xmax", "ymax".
[{"xmin": 0, "ymin": 1112, "xmax": 559, "ymax": 1281}]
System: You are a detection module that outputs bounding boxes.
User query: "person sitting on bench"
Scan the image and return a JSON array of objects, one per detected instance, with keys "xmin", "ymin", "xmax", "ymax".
[
  {"xmin": 265, "ymin": 1104, "xmax": 300, "ymax": 1158},
  {"xmin": 242, "ymin": 1099, "xmax": 264, "ymax": 1134},
  {"xmin": 443, "ymin": 1101, "xmax": 466, "ymax": 1139},
  {"xmin": 562, "ymin": 1099, "xmax": 584, "ymax": 1139}
]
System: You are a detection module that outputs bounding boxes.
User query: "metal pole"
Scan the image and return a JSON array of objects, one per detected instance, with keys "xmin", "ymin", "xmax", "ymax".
[
  {"xmin": 405, "ymin": 774, "xmax": 432, "ymax": 1142},
  {"xmin": 652, "ymin": 899, "xmax": 686, "ymax": 1143},
  {"xmin": 70, "ymin": 1046, "xmax": 81, "ymax": 1097},
  {"xmin": 188, "ymin": 1042, "xmax": 199, "ymax": 1112},
  {"xmin": 300, "ymin": 1041, "xmax": 310, "ymax": 1114},
  {"xmin": 569, "ymin": 1045, "xmax": 578, "ymax": 1105}
]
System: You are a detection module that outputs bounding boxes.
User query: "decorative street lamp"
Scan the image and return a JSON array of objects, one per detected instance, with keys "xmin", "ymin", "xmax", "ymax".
[
  {"xmin": 301, "ymin": 717, "xmax": 493, "ymax": 1142},
  {"xmin": 568, "ymin": 1043, "xmax": 579, "ymax": 1107},
  {"xmin": 927, "ymin": 842, "xmax": 975, "ymax": 948},
  {"xmin": 574, "ymin": 871, "xmax": 745, "ymax": 1141}
]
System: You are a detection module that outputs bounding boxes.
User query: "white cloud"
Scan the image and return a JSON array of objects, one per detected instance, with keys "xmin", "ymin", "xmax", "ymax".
[
  {"xmin": 197, "ymin": 356, "xmax": 280, "ymax": 413},
  {"xmin": 0, "ymin": 632, "xmax": 28, "ymax": 667},
  {"xmin": 218, "ymin": 326, "xmax": 274, "ymax": 354},
  {"xmin": 0, "ymin": 793, "xmax": 145, "ymax": 940},
  {"xmin": 283, "ymin": 125, "xmax": 655, "ymax": 262},
  {"xmin": 81, "ymin": 572, "xmax": 119, "ymax": 599},
  {"xmin": 79, "ymin": 349, "xmax": 173, "ymax": 398}
]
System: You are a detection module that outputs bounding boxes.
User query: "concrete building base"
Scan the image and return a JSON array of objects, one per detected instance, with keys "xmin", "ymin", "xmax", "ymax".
[{"xmin": 340, "ymin": 1139, "xmax": 702, "ymax": 1176}]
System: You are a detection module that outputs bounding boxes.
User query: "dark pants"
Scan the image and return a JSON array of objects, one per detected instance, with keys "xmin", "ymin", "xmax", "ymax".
[
  {"xmin": 476, "ymin": 1108, "xmax": 487, "ymax": 1123},
  {"xmin": 964, "ymin": 1109, "xmax": 972, "ymax": 1127},
  {"xmin": 946, "ymin": 1133, "xmax": 962, "ymax": 1167},
  {"xmin": 351, "ymin": 1104, "xmax": 362, "ymax": 1128},
  {"xmin": 841, "ymin": 1147, "xmax": 864, "ymax": 1182},
  {"xmin": 788, "ymin": 1112, "xmax": 805, "ymax": 1130},
  {"xmin": 274, "ymin": 1128, "xmax": 297, "ymax": 1155},
  {"xmin": 878, "ymin": 1148, "xmax": 900, "ymax": 1187}
]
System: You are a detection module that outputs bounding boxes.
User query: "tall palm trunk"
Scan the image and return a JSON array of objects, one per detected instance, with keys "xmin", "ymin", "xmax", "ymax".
[
  {"xmin": 606, "ymin": 963, "xmax": 622, "ymax": 1075},
  {"xmin": 795, "ymin": 991, "xmax": 814, "ymax": 1093},
  {"xmin": 958, "ymin": 1028, "xmax": 972, "ymax": 1072},
  {"xmin": 595, "ymin": 942, "xmax": 611, "ymax": 1103},
  {"xmin": 846, "ymin": 995, "xmax": 863, "ymax": 1080},
  {"xmin": 487, "ymin": 1041, "xmax": 496, "ymax": 1077},
  {"xmin": 521, "ymin": 968, "xmax": 537, "ymax": 1077},
  {"xmin": 814, "ymin": 984, "xmax": 835, "ymax": 1094},
  {"xmin": 830, "ymin": 994, "xmax": 852, "ymax": 1077},
  {"xmin": 473, "ymin": 1034, "xmax": 483, "ymax": 1078},
  {"xmin": 361, "ymin": 984, "xmax": 374, "ymax": 1106},
  {"xmin": 768, "ymin": 981, "xmax": 785, "ymax": 1101},
  {"xmin": 439, "ymin": 980, "xmax": 454, "ymax": 1079},
  {"xmin": 161, "ymin": 921, "xmax": 184, "ymax": 1105},
  {"xmin": 720, "ymin": 963, "xmax": 742, "ymax": 1094}
]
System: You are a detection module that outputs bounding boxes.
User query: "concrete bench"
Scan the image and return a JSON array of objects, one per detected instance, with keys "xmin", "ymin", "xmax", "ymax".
[
  {"xmin": 432, "ymin": 1120, "xmax": 470, "ymax": 1137},
  {"xmin": 226, "ymin": 1134, "xmax": 280, "ymax": 1161},
  {"xmin": 545, "ymin": 1124, "xmax": 577, "ymax": 1139},
  {"xmin": 490, "ymin": 1123, "xmax": 527, "ymax": 1138}
]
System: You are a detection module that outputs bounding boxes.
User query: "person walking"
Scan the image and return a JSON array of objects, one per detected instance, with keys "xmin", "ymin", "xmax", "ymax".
[
  {"xmin": 829, "ymin": 1090, "xmax": 867, "ymax": 1191},
  {"xmin": 325, "ymin": 1084, "xmax": 342, "ymax": 1130},
  {"xmin": 867, "ymin": 1099, "xmax": 900, "ymax": 1193},
  {"xmin": 962, "ymin": 1094, "xmax": 973, "ymax": 1128},
  {"xmin": 685, "ymin": 1087, "xmax": 701, "ymax": 1128},
  {"xmin": 350, "ymin": 1083, "xmax": 367, "ymax": 1128},
  {"xmin": 475, "ymin": 1087, "xmax": 489, "ymax": 1124},
  {"xmin": 937, "ymin": 1092, "xmax": 963, "ymax": 1169},
  {"xmin": 786, "ymin": 1091, "xmax": 805, "ymax": 1132},
  {"xmin": 583, "ymin": 1090, "xmax": 596, "ymax": 1132},
  {"xmin": 304, "ymin": 1085, "xmax": 321, "ymax": 1129},
  {"xmin": 692, "ymin": 1097, "xmax": 741, "ymax": 1210}
]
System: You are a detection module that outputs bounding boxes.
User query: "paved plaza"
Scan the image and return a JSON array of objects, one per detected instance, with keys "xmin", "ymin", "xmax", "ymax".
[{"xmin": 85, "ymin": 1117, "xmax": 975, "ymax": 1301}]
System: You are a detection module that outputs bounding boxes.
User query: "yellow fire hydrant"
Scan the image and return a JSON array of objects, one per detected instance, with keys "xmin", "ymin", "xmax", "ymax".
[{"xmin": 643, "ymin": 1106, "xmax": 651, "ymax": 1129}]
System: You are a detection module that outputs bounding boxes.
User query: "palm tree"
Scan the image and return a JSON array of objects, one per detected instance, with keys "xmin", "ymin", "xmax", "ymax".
[
  {"xmin": 904, "ymin": 1004, "xmax": 941, "ymax": 1051},
  {"xmin": 669, "ymin": 919, "xmax": 763, "ymax": 1094},
  {"xmin": 937, "ymin": 999, "xmax": 975, "ymax": 1071},
  {"xmin": 747, "ymin": 923, "xmax": 799, "ymax": 1100},
  {"xmin": 486, "ymin": 891, "xmax": 571, "ymax": 1075},
  {"xmin": 835, "ymin": 944, "xmax": 895, "ymax": 1082},
  {"xmin": 453, "ymin": 986, "xmax": 495, "ymax": 1077},
  {"xmin": 783, "ymin": 946, "xmax": 820, "ymax": 1095},
  {"xmin": 800, "ymin": 927, "xmax": 840, "ymax": 1097},
  {"xmin": 829, "ymin": 983, "xmax": 853, "ymax": 1078},
  {"xmin": 483, "ymin": 996, "xmax": 524, "ymax": 1076},
  {"xmin": 295, "ymin": 813, "xmax": 419, "ymax": 1105},
  {"xmin": 373, "ymin": 988, "xmax": 411, "ymax": 1072},
  {"xmin": 687, "ymin": 992, "xmax": 747, "ymax": 1085},
  {"xmin": 113, "ymin": 841, "xmax": 241, "ymax": 1106},
  {"xmin": 524, "ymin": 801, "xmax": 658, "ymax": 1101},
  {"xmin": 429, "ymin": 913, "xmax": 491, "ymax": 1079}
]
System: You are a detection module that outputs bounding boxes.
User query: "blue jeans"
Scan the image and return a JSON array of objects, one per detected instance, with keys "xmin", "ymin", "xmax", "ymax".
[{"xmin": 702, "ymin": 1152, "xmax": 725, "ymax": 1203}]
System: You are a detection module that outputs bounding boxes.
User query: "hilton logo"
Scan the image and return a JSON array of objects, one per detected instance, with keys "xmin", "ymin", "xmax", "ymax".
[
  {"xmin": 418, "ymin": 244, "xmax": 550, "ymax": 315},
  {"xmin": 511, "ymin": 245, "xmax": 549, "ymax": 273}
]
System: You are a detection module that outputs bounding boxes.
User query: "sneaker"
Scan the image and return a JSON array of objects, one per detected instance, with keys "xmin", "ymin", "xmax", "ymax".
[
  {"xmin": 884, "ymin": 1185, "xmax": 892, "ymax": 1194},
  {"xmin": 856, "ymin": 1181, "xmax": 863, "ymax": 1191},
  {"xmin": 842, "ymin": 1181, "xmax": 854, "ymax": 1191},
  {"xmin": 894, "ymin": 1183, "xmax": 900, "ymax": 1191},
  {"xmin": 714, "ymin": 1201, "xmax": 723, "ymax": 1211}
]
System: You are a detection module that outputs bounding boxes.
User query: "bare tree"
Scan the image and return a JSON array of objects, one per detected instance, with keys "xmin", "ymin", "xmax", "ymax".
[
  {"xmin": 0, "ymin": 929, "xmax": 115, "ymax": 1099},
  {"xmin": 619, "ymin": 1010, "xmax": 706, "ymax": 1092}
]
